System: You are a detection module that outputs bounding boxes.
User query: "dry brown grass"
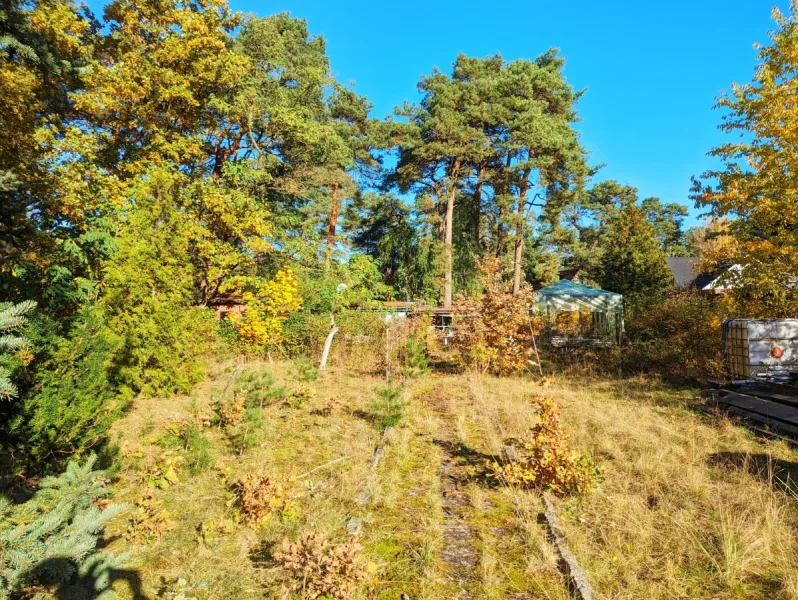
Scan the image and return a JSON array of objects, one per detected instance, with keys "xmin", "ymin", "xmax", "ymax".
[
  {"xmin": 461, "ymin": 373, "xmax": 798, "ymax": 600},
  {"xmin": 103, "ymin": 360, "xmax": 798, "ymax": 599},
  {"xmin": 106, "ymin": 361, "xmax": 384, "ymax": 599}
]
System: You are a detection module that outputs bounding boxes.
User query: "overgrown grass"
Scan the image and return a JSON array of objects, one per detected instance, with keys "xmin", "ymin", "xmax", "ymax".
[
  {"xmin": 105, "ymin": 361, "xmax": 380, "ymax": 599},
  {"xmin": 102, "ymin": 360, "xmax": 798, "ymax": 599},
  {"xmin": 463, "ymin": 373, "xmax": 798, "ymax": 600}
]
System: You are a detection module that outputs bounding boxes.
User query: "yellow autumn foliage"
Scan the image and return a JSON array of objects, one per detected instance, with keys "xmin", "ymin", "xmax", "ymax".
[
  {"xmin": 231, "ymin": 268, "xmax": 303, "ymax": 348},
  {"xmin": 694, "ymin": 6, "xmax": 798, "ymax": 316}
]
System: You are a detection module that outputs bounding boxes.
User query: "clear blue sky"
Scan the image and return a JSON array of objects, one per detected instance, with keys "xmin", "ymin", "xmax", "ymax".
[{"xmin": 225, "ymin": 0, "xmax": 787, "ymax": 228}]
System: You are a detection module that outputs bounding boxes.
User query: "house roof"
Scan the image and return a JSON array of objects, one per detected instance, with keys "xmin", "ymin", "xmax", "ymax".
[
  {"xmin": 383, "ymin": 301, "xmax": 416, "ymax": 310},
  {"xmin": 667, "ymin": 257, "xmax": 700, "ymax": 288},
  {"xmin": 666, "ymin": 257, "xmax": 724, "ymax": 290}
]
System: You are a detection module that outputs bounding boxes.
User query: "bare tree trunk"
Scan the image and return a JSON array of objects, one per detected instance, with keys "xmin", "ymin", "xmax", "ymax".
[
  {"xmin": 513, "ymin": 182, "xmax": 529, "ymax": 295},
  {"xmin": 319, "ymin": 314, "xmax": 338, "ymax": 371},
  {"xmin": 324, "ymin": 182, "xmax": 340, "ymax": 273},
  {"xmin": 497, "ymin": 152, "xmax": 512, "ymax": 261},
  {"xmin": 443, "ymin": 160, "xmax": 460, "ymax": 308}
]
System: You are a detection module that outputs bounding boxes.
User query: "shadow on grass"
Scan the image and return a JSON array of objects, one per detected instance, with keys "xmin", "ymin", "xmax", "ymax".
[
  {"xmin": 350, "ymin": 408, "xmax": 379, "ymax": 427},
  {"xmin": 708, "ymin": 451, "xmax": 798, "ymax": 498},
  {"xmin": 427, "ymin": 357, "xmax": 461, "ymax": 374},
  {"xmin": 248, "ymin": 540, "xmax": 278, "ymax": 567},
  {"xmin": 29, "ymin": 558, "xmax": 148, "ymax": 600},
  {"xmin": 433, "ymin": 439, "xmax": 500, "ymax": 487}
]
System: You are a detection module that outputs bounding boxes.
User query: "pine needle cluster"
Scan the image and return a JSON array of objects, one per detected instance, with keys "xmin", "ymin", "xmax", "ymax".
[
  {"xmin": 0, "ymin": 300, "xmax": 35, "ymax": 399},
  {"xmin": 0, "ymin": 455, "xmax": 129, "ymax": 598}
]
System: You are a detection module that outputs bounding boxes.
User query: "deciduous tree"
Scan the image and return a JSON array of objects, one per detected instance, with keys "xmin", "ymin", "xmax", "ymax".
[{"xmin": 693, "ymin": 6, "xmax": 798, "ymax": 315}]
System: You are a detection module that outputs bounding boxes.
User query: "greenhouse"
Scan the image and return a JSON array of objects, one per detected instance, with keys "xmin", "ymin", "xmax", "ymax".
[{"xmin": 534, "ymin": 280, "xmax": 624, "ymax": 347}]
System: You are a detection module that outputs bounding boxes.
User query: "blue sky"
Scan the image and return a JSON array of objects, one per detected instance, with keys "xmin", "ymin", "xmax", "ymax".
[{"xmin": 225, "ymin": 0, "xmax": 787, "ymax": 228}]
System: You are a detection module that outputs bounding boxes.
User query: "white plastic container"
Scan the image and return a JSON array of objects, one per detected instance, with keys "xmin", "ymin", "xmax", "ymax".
[{"xmin": 722, "ymin": 319, "xmax": 798, "ymax": 380}]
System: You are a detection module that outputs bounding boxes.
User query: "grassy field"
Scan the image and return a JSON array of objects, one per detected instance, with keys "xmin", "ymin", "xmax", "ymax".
[{"xmin": 102, "ymin": 360, "xmax": 798, "ymax": 599}]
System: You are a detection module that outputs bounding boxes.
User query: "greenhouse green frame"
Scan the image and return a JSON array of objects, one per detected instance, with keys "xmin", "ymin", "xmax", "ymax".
[{"xmin": 534, "ymin": 280, "xmax": 624, "ymax": 347}]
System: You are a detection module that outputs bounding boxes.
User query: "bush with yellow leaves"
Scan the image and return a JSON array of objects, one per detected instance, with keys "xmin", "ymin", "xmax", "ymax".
[
  {"xmin": 227, "ymin": 268, "xmax": 303, "ymax": 352},
  {"xmin": 490, "ymin": 397, "xmax": 600, "ymax": 496},
  {"xmin": 273, "ymin": 532, "xmax": 366, "ymax": 600}
]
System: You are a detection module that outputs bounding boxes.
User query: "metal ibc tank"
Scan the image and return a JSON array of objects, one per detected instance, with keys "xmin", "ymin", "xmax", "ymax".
[{"xmin": 722, "ymin": 319, "xmax": 798, "ymax": 381}]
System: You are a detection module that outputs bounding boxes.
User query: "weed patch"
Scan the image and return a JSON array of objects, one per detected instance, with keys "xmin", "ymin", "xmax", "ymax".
[{"xmin": 273, "ymin": 532, "xmax": 366, "ymax": 599}]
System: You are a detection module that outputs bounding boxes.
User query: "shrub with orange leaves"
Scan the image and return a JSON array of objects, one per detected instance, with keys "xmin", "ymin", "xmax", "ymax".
[
  {"xmin": 489, "ymin": 396, "xmax": 600, "ymax": 496},
  {"xmin": 623, "ymin": 291, "xmax": 724, "ymax": 380},
  {"xmin": 452, "ymin": 256, "xmax": 538, "ymax": 375},
  {"xmin": 231, "ymin": 473, "xmax": 292, "ymax": 527}
]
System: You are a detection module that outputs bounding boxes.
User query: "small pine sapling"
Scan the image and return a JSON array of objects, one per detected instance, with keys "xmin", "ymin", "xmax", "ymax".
[{"xmin": 369, "ymin": 384, "xmax": 406, "ymax": 430}]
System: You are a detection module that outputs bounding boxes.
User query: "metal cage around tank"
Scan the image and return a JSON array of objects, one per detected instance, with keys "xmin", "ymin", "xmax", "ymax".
[{"xmin": 722, "ymin": 319, "xmax": 798, "ymax": 381}]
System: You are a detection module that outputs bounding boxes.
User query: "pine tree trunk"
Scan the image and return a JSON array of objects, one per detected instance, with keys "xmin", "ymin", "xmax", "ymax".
[
  {"xmin": 443, "ymin": 160, "xmax": 460, "ymax": 308},
  {"xmin": 496, "ymin": 205, "xmax": 505, "ymax": 259},
  {"xmin": 512, "ymin": 183, "xmax": 528, "ymax": 294},
  {"xmin": 474, "ymin": 163, "xmax": 484, "ymax": 246},
  {"xmin": 324, "ymin": 182, "xmax": 340, "ymax": 273}
]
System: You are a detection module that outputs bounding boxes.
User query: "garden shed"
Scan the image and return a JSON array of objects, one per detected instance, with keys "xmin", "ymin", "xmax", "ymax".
[{"xmin": 534, "ymin": 280, "xmax": 624, "ymax": 347}]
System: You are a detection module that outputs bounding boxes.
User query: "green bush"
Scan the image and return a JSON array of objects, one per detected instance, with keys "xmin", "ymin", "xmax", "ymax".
[
  {"xmin": 101, "ymin": 191, "xmax": 218, "ymax": 396},
  {"xmin": 9, "ymin": 306, "xmax": 132, "ymax": 469},
  {"xmin": 282, "ymin": 312, "xmax": 331, "ymax": 359},
  {"xmin": 108, "ymin": 304, "xmax": 217, "ymax": 397},
  {"xmin": 621, "ymin": 291, "xmax": 724, "ymax": 380}
]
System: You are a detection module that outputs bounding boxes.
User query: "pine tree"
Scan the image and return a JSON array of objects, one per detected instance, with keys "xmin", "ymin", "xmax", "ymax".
[
  {"xmin": 391, "ymin": 57, "xmax": 494, "ymax": 307},
  {"xmin": 0, "ymin": 455, "xmax": 129, "ymax": 599},
  {"xmin": 594, "ymin": 205, "xmax": 672, "ymax": 314},
  {"xmin": 0, "ymin": 299, "xmax": 35, "ymax": 399}
]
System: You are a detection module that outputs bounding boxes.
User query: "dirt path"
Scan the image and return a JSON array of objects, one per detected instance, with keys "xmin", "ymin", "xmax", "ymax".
[
  {"xmin": 435, "ymin": 415, "xmax": 480, "ymax": 598},
  {"xmin": 360, "ymin": 377, "xmax": 570, "ymax": 599},
  {"xmin": 418, "ymin": 379, "xmax": 571, "ymax": 600}
]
